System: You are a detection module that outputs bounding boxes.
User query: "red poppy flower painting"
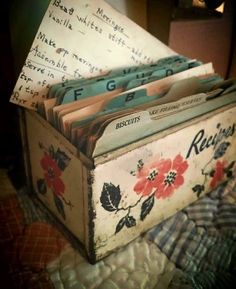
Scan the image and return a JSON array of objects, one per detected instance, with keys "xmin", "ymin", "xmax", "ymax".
[
  {"xmin": 133, "ymin": 154, "xmax": 188, "ymax": 199},
  {"xmin": 37, "ymin": 143, "xmax": 72, "ymax": 220},
  {"xmin": 192, "ymin": 141, "xmax": 234, "ymax": 197},
  {"xmin": 40, "ymin": 153, "xmax": 65, "ymax": 197},
  {"xmin": 210, "ymin": 160, "xmax": 226, "ymax": 189},
  {"xmin": 155, "ymin": 154, "xmax": 188, "ymax": 199},
  {"xmin": 133, "ymin": 158, "xmax": 169, "ymax": 196}
]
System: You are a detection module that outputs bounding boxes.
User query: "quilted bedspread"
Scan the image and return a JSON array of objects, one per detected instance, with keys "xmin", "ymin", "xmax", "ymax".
[{"xmin": 1, "ymin": 169, "xmax": 236, "ymax": 289}]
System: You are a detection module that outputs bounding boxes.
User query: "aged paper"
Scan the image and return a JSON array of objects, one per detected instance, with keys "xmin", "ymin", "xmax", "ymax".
[{"xmin": 10, "ymin": 0, "xmax": 175, "ymax": 110}]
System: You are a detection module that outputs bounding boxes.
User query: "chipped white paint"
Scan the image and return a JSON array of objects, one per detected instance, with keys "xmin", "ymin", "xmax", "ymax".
[{"xmin": 23, "ymin": 103, "xmax": 236, "ymax": 262}]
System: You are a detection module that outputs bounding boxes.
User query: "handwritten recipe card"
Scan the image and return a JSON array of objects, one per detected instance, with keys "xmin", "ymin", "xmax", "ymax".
[{"xmin": 11, "ymin": 0, "xmax": 175, "ymax": 110}]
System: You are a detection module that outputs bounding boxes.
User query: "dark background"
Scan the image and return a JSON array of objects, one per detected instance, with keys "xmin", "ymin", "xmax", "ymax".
[{"xmin": 0, "ymin": 0, "xmax": 49, "ymax": 186}]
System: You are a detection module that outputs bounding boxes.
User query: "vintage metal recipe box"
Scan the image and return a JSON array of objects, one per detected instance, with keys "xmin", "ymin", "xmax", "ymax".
[
  {"xmin": 10, "ymin": 0, "xmax": 236, "ymax": 263},
  {"xmin": 20, "ymin": 101, "xmax": 236, "ymax": 263}
]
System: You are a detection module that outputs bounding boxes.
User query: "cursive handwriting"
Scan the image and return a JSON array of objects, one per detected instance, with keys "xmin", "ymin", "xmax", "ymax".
[
  {"xmin": 52, "ymin": 0, "xmax": 74, "ymax": 15},
  {"xmin": 72, "ymin": 53, "xmax": 103, "ymax": 74},
  {"xmin": 29, "ymin": 45, "xmax": 67, "ymax": 72},
  {"xmin": 37, "ymin": 31, "xmax": 57, "ymax": 48},
  {"xmin": 77, "ymin": 15, "xmax": 102, "ymax": 34},
  {"xmin": 48, "ymin": 10, "xmax": 73, "ymax": 30},
  {"xmin": 186, "ymin": 123, "xmax": 236, "ymax": 159},
  {"xmin": 96, "ymin": 7, "xmax": 124, "ymax": 34}
]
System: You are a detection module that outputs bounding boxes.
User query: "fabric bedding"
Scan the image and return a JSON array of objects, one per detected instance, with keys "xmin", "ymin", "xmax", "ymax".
[
  {"xmin": 150, "ymin": 185, "xmax": 236, "ymax": 289},
  {"xmin": 1, "ymin": 169, "xmax": 236, "ymax": 289}
]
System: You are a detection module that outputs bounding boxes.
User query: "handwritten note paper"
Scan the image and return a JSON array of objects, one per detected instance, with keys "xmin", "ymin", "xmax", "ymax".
[{"xmin": 10, "ymin": 0, "xmax": 175, "ymax": 110}]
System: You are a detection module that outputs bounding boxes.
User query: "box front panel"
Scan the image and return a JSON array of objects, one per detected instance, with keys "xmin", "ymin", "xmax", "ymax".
[
  {"xmin": 25, "ymin": 111, "xmax": 87, "ymax": 244},
  {"xmin": 92, "ymin": 105, "xmax": 236, "ymax": 260}
]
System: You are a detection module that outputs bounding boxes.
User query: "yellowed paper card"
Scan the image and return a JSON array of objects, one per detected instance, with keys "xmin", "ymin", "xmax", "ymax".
[{"xmin": 10, "ymin": 0, "xmax": 175, "ymax": 110}]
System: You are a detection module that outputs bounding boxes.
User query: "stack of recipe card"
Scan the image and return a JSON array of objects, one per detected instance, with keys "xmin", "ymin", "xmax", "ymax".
[
  {"xmin": 37, "ymin": 55, "xmax": 236, "ymax": 158},
  {"xmin": 10, "ymin": 0, "xmax": 236, "ymax": 158}
]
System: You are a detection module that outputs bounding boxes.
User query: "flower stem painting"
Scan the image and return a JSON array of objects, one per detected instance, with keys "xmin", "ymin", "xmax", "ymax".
[
  {"xmin": 37, "ymin": 142, "xmax": 72, "ymax": 219},
  {"xmin": 100, "ymin": 154, "xmax": 188, "ymax": 234}
]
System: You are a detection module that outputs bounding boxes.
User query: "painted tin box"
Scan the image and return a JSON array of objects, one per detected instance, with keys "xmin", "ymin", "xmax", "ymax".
[
  {"xmin": 20, "ymin": 100, "xmax": 236, "ymax": 263},
  {"xmin": 10, "ymin": 0, "xmax": 236, "ymax": 263}
]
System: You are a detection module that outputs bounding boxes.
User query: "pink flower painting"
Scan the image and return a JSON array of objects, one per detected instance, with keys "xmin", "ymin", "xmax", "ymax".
[
  {"xmin": 134, "ymin": 154, "xmax": 188, "ymax": 199},
  {"xmin": 40, "ymin": 153, "xmax": 65, "ymax": 197},
  {"xmin": 210, "ymin": 160, "xmax": 227, "ymax": 189},
  {"xmin": 37, "ymin": 143, "xmax": 72, "ymax": 220}
]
